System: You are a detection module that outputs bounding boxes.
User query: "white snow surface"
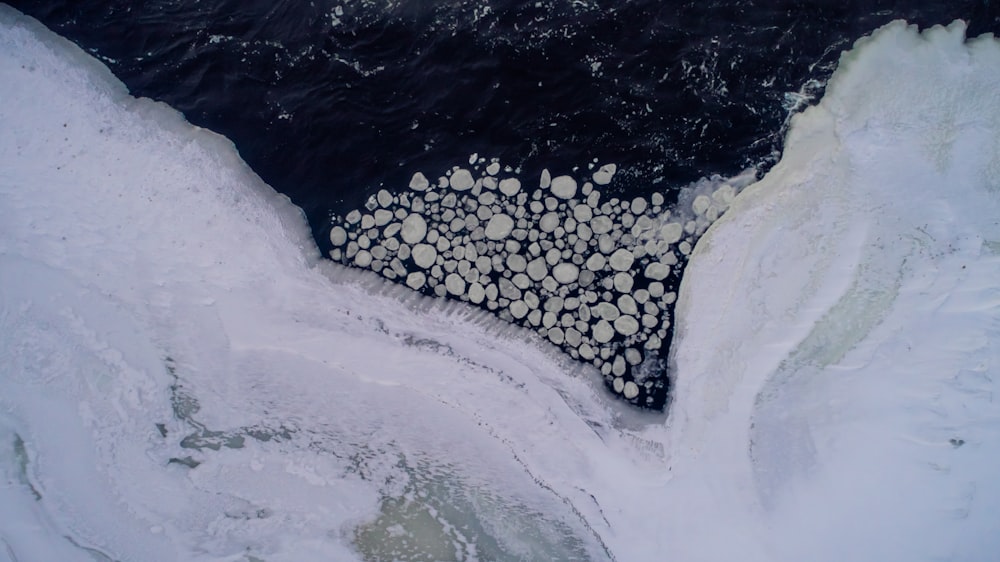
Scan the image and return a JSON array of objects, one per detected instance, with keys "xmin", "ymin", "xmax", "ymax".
[{"xmin": 1, "ymin": 8, "xmax": 999, "ymax": 562}]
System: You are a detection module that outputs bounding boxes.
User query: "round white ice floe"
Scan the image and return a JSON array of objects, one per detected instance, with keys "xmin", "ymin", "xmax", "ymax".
[
  {"xmin": 597, "ymin": 234, "xmax": 615, "ymax": 255},
  {"xmin": 544, "ymin": 248, "xmax": 561, "ymax": 266},
  {"xmin": 354, "ymin": 249, "xmax": 372, "ymax": 268},
  {"xmin": 409, "ymin": 172, "xmax": 430, "ymax": 191},
  {"xmin": 485, "ymin": 283, "xmax": 499, "ymax": 302},
  {"xmin": 405, "ymin": 271, "xmax": 426, "ymax": 290},
  {"xmin": 593, "ymin": 320, "xmax": 615, "ymax": 343},
  {"xmin": 542, "ymin": 311, "xmax": 557, "ymax": 328},
  {"xmin": 484, "ymin": 214, "xmax": 515, "ymax": 240},
  {"xmin": 623, "ymin": 381, "xmax": 639, "ymax": 399},
  {"xmin": 377, "ymin": 189, "xmax": 393, "ymax": 207},
  {"xmin": 468, "ymin": 282, "xmax": 486, "ymax": 304},
  {"xmin": 506, "ymin": 254, "xmax": 527, "ymax": 272},
  {"xmin": 608, "ymin": 249, "xmax": 635, "ymax": 271},
  {"xmin": 613, "ymin": 272, "xmax": 634, "ymax": 293},
  {"xmin": 645, "ymin": 262, "xmax": 671, "ymax": 281},
  {"xmin": 625, "ymin": 347, "xmax": 642, "ymax": 365},
  {"xmin": 548, "ymin": 327, "xmax": 565, "ymax": 345},
  {"xmin": 659, "ymin": 222, "xmax": 683, "ymax": 244},
  {"xmin": 550, "ymin": 175, "xmax": 578, "ymax": 199},
  {"xmin": 552, "ymin": 263, "xmax": 579, "ymax": 284},
  {"xmin": 539, "ymin": 212, "xmax": 560, "ymax": 233},
  {"xmin": 592, "ymin": 163, "xmax": 616, "ymax": 185},
  {"xmin": 585, "ymin": 254, "xmax": 606, "ymax": 271},
  {"xmin": 401, "ymin": 213, "xmax": 428, "ymax": 244},
  {"xmin": 329, "ymin": 226, "xmax": 348, "ymax": 246},
  {"xmin": 573, "ymin": 204, "xmax": 593, "ymax": 222},
  {"xmin": 475, "ymin": 256, "xmax": 492, "ymax": 275},
  {"xmin": 612, "ymin": 356, "xmax": 626, "ymax": 376},
  {"xmin": 450, "ymin": 169, "xmax": 475, "ymax": 191},
  {"xmin": 507, "ymin": 299, "xmax": 527, "ymax": 319},
  {"xmin": 648, "ymin": 281, "xmax": 664, "ymax": 298},
  {"xmin": 411, "ymin": 244, "xmax": 437, "ymax": 269},
  {"xmin": 523, "ymin": 291, "xmax": 540, "ymax": 310},
  {"xmin": 591, "ymin": 216, "xmax": 613, "ymax": 235},
  {"xmin": 499, "ymin": 178, "xmax": 521, "ymax": 196},
  {"xmin": 613, "ymin": 315, "xmax": 639, "ymax": 336},
  {"xmin": 445, "ymin": 273, "xmax": 466, "ymax": 296},
  {"xmin": 526, "ymin": 257, "xmax": 548, "ymax": 282},
  {"xmin": 612, "ymin": 376, "xmax": 625, "ymax": 393},
  {"xmin": 617, "ymin": 295, "xmax": 638, "ymax": 316}
]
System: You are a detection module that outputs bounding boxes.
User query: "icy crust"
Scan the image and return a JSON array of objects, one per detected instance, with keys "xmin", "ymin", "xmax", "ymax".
[
  {"xmin": 328, "ymin": 157, "xmax": 753, "ymax": 407},
  {"xmin": 671, "ymin": 20, "xmax": 1000, "ymax": 561}
]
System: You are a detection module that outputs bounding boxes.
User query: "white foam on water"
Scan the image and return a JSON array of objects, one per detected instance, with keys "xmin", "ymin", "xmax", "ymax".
[{"xmin": 1, "ymin": 7, "xmax": 999, "ymax": 562}]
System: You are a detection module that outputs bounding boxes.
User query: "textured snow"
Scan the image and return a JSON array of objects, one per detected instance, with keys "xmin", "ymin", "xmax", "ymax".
[{"xmin": 1, "ymin": 8, "xmax": 999, "ymax": 562}]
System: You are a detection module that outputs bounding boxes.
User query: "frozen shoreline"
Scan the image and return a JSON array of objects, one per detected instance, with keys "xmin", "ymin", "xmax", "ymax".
[{"xmin": 2, "ymin": 6, "xmax": 999, "ymax": 561}]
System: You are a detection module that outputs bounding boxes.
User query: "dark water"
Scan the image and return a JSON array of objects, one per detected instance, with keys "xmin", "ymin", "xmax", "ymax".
[
  {"xmin": 11, "ymin": 0, "xmax": 999, "ymax": 408},
  {"xmin": 13, "ymin": 1, "xmax": 998, "ymax": 235}
]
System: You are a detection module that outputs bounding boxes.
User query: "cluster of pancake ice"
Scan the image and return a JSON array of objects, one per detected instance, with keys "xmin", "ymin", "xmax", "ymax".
[{"xmin": 328, "ymin": 155, "xmax": 747, "ymax": 407}]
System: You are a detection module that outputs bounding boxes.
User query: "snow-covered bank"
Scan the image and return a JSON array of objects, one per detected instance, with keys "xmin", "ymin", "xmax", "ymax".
[
  {"xmin": 672, "ymin": 20, "xmax": 1000, "ymax": 560},
  {"xmin": 1, "ymin": 6, "xmax": 998, "ymax": 562},
  {"xmin": 0, "ymin": 7, "xmax": 623, "ymax": 560}
]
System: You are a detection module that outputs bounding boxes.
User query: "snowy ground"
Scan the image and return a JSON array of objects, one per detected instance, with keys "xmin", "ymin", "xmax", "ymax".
[{"xmin": 1, "ymin": 6, "xmax": 998, "ymax": 561}]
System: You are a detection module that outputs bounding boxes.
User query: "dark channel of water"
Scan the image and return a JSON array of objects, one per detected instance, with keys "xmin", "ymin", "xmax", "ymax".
[
  {"xmin": 10, "ymin": 0, "xmax": 999, "ymax": 409},
  {"xmin": 12, "ymin": 0, "xmax": 998, "ymax": 242}
]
